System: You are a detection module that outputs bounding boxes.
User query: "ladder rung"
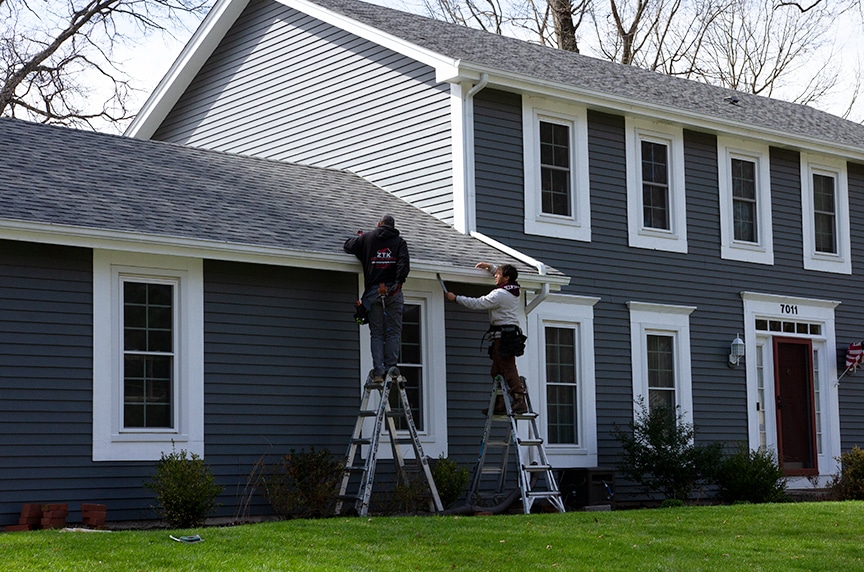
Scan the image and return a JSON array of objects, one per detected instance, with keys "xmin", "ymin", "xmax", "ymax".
[
  {"xmin": 343, "ymin": 465, "xmax": 366, "ymax": 472},
  {"xmin": 386, "ymin": 410, "xmax": 406, "ymax": 417},
  {"xmin": 393, "ymin": 437, "xmax": 414, "ymax": 444},
  {"xmin": 517, "ymin": 439, "xmax": 544, "ymax": 446},
  {"xmin": 512, "ymin": 412, "xmax": 538, "ymax": 419},
  {"xmin": 487, "ymin": 439, "xmax": 510, "ymax": 447},
  {"xmin": 351, "ymin": 438, "xmax": 371, "ymax": 445},
  {"xmin": 358, "ymin": 410, "xmax": 377, "ymax": 417},
  {"xmin": 481, "ymin": 467, "xmax": 504, "ymax": 475},
  {"xmin": 526, "ymin": 491, "xmax": 561, "ymax": 499},
  {"xmin": 523, "ymin": 464, "xmax": 553, "ymax": 472}
]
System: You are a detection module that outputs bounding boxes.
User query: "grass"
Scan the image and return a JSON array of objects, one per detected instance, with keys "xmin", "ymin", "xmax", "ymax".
[{"xmin": 2, "ymin": 502, "xmax": 864, "ymax": 571}]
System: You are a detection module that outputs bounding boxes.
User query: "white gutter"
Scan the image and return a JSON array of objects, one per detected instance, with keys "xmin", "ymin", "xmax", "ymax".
[{"xmin": 470, "ymin": 231, "xmax": 554, "ymax": 315}]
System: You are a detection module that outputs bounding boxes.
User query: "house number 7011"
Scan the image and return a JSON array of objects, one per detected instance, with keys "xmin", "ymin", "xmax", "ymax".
[{"xmin": 780, "ymin": 304, "xmax": 798, "ymax": 315}]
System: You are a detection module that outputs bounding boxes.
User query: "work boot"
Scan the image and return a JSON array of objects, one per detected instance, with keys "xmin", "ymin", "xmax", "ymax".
[
  {"xmin": 481, "ymin": 395, "xmax": 507, "ymax": 416},
  {"xmin": 510, "ymin": 393, "xmax": 528, "ymax": 414}
]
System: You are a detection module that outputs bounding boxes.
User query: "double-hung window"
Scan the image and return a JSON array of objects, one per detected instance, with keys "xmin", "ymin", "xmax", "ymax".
[
  {"xmin": 93, "ymin": 251, "xmax": 204, "ymax": 461},
  {"xmin": 523, "ymin": 97, "xmax": 590, "ymax": 241},
  {"xmin": 360, "ymin": 280, "xmax": 446, "ymax": 458},
  {"xmin": 628, "ymin": 302, "xmax": 695, "ymax": 424},
  {"xmin": 800, "ymin": 153, "xmax": 850, "ymax": 274},
  {"xmin": 717, "ymin": 137, "xmax": 774, "ymax": 264},
  {"xmin": 529, "ymin": 295, "xmax": 599, "ymax": 467},
  {"xmin": 626, "ymin": 118, "xmax": 687, "ymax": 253}
]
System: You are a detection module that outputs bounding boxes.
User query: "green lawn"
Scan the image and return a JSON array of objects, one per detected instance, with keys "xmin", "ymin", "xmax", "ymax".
[{"xmin": 2, "ymin": 502, "xmax": 863, "ymax": 571}]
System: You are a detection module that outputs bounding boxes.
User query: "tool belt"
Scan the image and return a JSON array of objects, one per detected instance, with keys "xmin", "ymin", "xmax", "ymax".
[{"xmin": 485, "ymin": 324, "xmax": 526, "ymax": 358}]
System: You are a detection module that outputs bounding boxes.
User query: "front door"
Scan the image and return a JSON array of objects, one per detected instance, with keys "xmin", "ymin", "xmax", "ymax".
[{"xmin": 772, "ymin": 337, "xmax": 818, "ymax": 476}]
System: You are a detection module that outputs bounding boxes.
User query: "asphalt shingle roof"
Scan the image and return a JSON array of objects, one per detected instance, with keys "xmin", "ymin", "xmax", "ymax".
[
  {"xmin": 0, "ymin": 118, "xmax": 562, "ymax": 281},
  {"xmin": 308, "ymin": 0, "xmax": 864, "ymax": 150}
]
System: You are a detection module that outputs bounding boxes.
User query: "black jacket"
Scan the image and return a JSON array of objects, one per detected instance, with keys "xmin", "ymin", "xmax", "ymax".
[{"xmin": 343, "ymin": 226, "xmax": 410, "ymax": 289}]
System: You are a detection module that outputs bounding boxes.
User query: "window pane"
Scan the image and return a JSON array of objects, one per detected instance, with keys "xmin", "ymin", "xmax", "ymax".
[
  {"xmin": 540, "ymin": 121, "xmax": 571, "ymax": 217},
  {"xmin": 732, "ymin": 158, "xmax": 757, "ymax": 242},
  {"xmin": 813, "ymin": 174, "xmax": 837, "ymax": 254},
  {"xmin": 393, "ymin": 303, "xmax": 423, "ymax": 431},
  {"xmin": 547, "ymin": 384, "xmax": 577, "ymax": 444},
  {"xmin": 647, "ymin": 334, "xmax": 674, "ymax": 389},
  {"xmin": 545, "ymin": 326, "xmax": 578, "ymax": 445},
  {"xmin": 124, "ymin": 355, "xmax": 172, "ymax": 428}
]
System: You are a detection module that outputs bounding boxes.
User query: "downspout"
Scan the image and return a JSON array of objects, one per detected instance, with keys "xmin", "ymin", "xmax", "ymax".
[
  {"xmin": 456, "ymin": 73, "xmax": 488, "ymax": 234},
  {"xmin": 470, "ymin": 231, "xmax": 550, "ymax": 315}
]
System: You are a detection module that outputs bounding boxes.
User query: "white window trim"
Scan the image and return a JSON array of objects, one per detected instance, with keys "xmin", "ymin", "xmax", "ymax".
[
  {"xmin": 93, "ymin": 251, "xmax": 204, "ymax": 461},
  {"xmin": 358, "ymin": 277, "xmax": 447, "ymax": 459},
  {"xmin": 717, "ymin": 137, "xmax": 774, "ymax": 265},
  {"xmin": 625, "ymin": 118, "xmax": 688, "ymax": 253},
  {"xmin": 800, "ymin": 153, "xmax": 851, "ymax": 274},
  {"xmin": 627, "ymin": 302, "xmax": 695, "ymax": 424},
  {"xmin": 740, "ymin": 292, "xmax": 841, "ymax": 486},
  {"xmin": 522, "ymin": 96, "xmax": 591, "ymax": 242},
  {"xmin": 526, "ymin": 294, "xmax": 599, "ymax": 467}
]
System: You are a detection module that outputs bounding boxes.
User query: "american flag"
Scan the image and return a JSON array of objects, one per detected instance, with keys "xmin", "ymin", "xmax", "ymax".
[{"xmin": 846, "ymin": 342, "xmax": 864, "ymax": 372}]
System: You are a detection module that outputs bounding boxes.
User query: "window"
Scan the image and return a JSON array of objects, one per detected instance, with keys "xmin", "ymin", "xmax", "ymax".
[
  {"xmin": 626, "ymin": 118, "xmax": 687, "ymax": 252},
  {"xmin": 390, "ymin": 303, "xmax": 423, "ymax": 430},
  {"xmin": 800, "ymin": 153, "xmax": 850, "ymax": 274},
  {"xmin": 93, "ymin": 251, "xmax": 204, "ymax": 461},
  {"xmin": 528, "ymin": 294, "xmax": 599, "ymax": 466},
  {"xmin": 540, "ymin": 122, "xmax": 572, "ymax": 216},
  {"xmin": 628, "ymin": 302, "xmax": 695, "ymax": 424},
  {"xmin": 717, "ymin": 137, "xmax": 774, "ymax": 264},
  {"xmin": 523, "ymin": 97, "xmax": 590, "ymax": 241},
  {"xmin": 359, "ymin": 279, "xmax": 447, "ymax": 458},
  {"xmin": 123, "ymin": 281, "xmax": 174, "ymax": 429},
  {"xmin": 647, "ymin": 334, "xmax": 675, "ymax": 412},
  {"xmin": 546, "ymin": 326, "xmax": 578, "ymax": 444}
]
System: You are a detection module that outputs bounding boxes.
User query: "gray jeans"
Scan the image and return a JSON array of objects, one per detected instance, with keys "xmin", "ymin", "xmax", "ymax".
[{"xmin": 363, "ymin": 288, "xmax": 404, "ymax": 377}]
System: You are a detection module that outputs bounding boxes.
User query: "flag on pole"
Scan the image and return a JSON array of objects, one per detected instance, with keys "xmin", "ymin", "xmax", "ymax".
[{"xmin": 846, "ymin": 341, "xmax": 864, "ymax": 373}]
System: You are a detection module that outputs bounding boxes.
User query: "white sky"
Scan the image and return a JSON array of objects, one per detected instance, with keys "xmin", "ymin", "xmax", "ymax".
[{"xmin": 115, "ymin": 0, "xmax": 864, "ymax": 131}]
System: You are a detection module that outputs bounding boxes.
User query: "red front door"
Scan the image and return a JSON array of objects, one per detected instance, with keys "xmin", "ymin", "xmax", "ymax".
[{"xmin": 773, "ymin": 337, "xmax": 818, "ymax": 476}]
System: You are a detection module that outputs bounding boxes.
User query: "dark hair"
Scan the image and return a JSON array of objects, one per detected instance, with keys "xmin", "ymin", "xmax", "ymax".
[
  {"xmin": 379, "ymin": 214, "xmax": 395, "ymax": 227},
  {"xmin": 499, "ymin": 264, "xmax": 518, "ymax": 283}
]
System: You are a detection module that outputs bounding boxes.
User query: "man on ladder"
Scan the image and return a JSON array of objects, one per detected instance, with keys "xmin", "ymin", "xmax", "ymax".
[
  {"xmin": 343, "ymin": 214, "xmax": 410, "ymax": 383},
  {"xmin": 446, "ymin": 262, "xmax": 565, "ymax": 513},
  {"xmin": 445, "ymin": 262, "xmax": 528, "ymax": 414}
]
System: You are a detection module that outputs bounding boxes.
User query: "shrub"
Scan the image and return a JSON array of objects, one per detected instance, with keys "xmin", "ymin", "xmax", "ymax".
[
  {"xmin": 259, "ymin": 447, "xmax": 343, "ymax": 519},
  {"xmin": 715, "ymin": 444, "xmax": 786, "ymax": 503},
  {"xmin": 144, "ymin": 448, "xmax": 223, "ymax": 528},
  {"xmin": 613, "ymin": 401, "xmax": 722, "ymax": 502},
  {"xmin": 830, "ymin": 446, "xmax": 864, "ymax": 500},
  {"xmin": 430, "ymin": 455, "xmax": 470, "ymax": 508}
]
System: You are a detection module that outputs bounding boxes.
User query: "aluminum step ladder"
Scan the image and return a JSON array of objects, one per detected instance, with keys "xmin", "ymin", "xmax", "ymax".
[
  {"xmin": 468, "ymin": 375, "xmax": 566, "ymax": 514},
  {"xmin": 335, "ymin": 367, "xmax": 443, "ymax": 516}
]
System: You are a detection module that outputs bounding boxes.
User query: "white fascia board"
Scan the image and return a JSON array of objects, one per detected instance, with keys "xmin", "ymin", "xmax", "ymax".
[
  {"xmin": 282, "ymin": 0, "xmax": 461, "ymax": 83},
  {"xmin": 453, "ymin": 63, "xmax": 864, "ymax": 162},
  {"xmin": 125, "ymin": 0, "xmax": 252, "ymax": 139},
  {"xmin": 0, "ymin": 220, "xmax": 567, "ymax": 289}
]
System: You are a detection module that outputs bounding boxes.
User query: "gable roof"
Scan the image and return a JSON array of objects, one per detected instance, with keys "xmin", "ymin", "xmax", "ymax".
[
  {"xmin": 0, "ymin": 118, "xmax": 566, "ymax": 287},
  {"xmin": 128, "ymin": 0, "xmax": 864, "ymax": 158}
]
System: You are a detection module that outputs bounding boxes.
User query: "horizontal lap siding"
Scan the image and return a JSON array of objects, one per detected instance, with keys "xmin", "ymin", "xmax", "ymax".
[
  {"xmin": 0, "ymin": 241, "xmax": 154, "ymax": 526},
  {"xmin": 202, "ymin": 260, "xmax": 360, "ymax": 518},
  {"xmin": 153, "ymin": 0, "xmax": 454, "ymax": 223},
  {"xmin": 473, "ymin": 96, "xmax": 864, "ymax": 499}
]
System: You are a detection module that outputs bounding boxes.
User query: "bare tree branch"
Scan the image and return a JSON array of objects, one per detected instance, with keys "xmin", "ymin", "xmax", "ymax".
[{"xmin": 1, "ymin": 0, "xmax": 210, "ymax": 130}]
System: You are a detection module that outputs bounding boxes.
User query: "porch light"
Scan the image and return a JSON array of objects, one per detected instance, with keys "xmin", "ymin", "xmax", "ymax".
[{"xmin": 728, "ymin": 334, "xmax": 746, "ymax": 367}]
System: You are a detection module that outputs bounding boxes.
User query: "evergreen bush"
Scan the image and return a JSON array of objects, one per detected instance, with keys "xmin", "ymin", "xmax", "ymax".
[
  {"xmin": 144, "ymin": 448, "xmax": 223, "ymax": 528},
  {"xmin": 430, "ymin": 455, "xmax": 470, "ymax": 508},
  {"xmin": 259, "ymin": 447, "xmax": 343, "ymax": 518},
  {"xmin": 830, "ymin": 446, "xmax": 864, "ymax": 500},
  {"xmin": 715, "ymin": 444, "xmax": 787, "ymax": 503},
  {"xmin": 613, "ymin": 401, "xmax": 722, "ymax": 502}
]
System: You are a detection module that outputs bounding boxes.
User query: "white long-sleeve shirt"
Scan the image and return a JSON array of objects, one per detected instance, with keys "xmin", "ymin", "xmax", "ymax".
[{"xmin": 455, "ymin": 285, "xmax": 521, "ymax": 326}]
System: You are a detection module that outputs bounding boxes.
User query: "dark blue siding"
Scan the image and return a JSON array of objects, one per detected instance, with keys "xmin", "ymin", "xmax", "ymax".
[{"xmin": 472, "ymin": 90, "xmax": 864, "ymax": 499}]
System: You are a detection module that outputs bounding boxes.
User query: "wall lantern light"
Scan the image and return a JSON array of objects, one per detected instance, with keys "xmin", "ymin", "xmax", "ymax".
[{"xmin": 728, "ymin": 334, "xmax": 746, "ymax": 367}]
